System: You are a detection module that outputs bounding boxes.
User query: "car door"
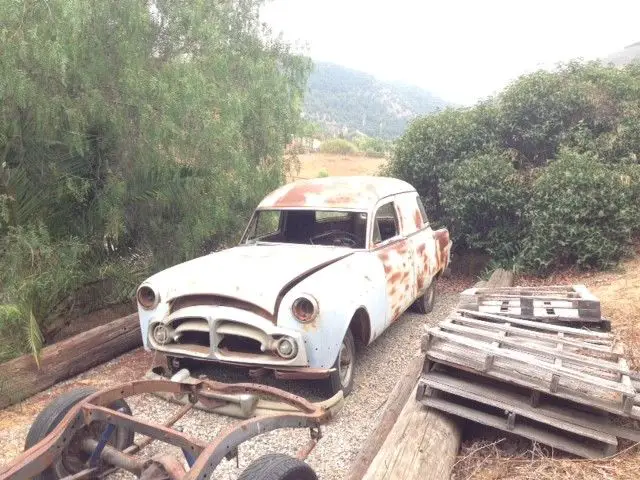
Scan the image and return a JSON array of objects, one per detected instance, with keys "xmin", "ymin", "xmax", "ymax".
[
  {"xmin": 371, "ymin": 198, "xmax": 416, "ymax": 325},
  {"xmin": 395, "ymin": 192, "xmax": 438, "ymax": 296}
]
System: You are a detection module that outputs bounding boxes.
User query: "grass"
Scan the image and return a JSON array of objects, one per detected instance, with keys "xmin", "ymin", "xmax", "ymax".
[{"xmin": 452, "ymin": 250, "xmax": 640, "ymax": 479}]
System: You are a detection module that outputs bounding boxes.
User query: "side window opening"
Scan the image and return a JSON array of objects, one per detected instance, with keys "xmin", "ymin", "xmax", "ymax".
[
  {"xmin": 416, "ymin": 196, "xmax": 429, "ymax": 226},
  {"xmin": 372, "ymin": 202, "xmax": 399, "ymax": 245}
]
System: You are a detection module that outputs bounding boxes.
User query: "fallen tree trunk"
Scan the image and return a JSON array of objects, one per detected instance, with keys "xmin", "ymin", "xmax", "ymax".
[
  {"xmin": 0, "ymin": 313, "xmax": 140, "ymax": 409},
  {"xmin": 348, "ymin": 269, "xmax": 515, "ymax": 480}
]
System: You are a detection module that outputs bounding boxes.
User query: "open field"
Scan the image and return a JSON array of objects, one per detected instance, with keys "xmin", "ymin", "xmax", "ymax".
[
  {"xmin": 289, "ymin": 152, "xmax": 388, "ymax": 180},
  {"xmin": 452, "ymin": 252, "xmax": 640, "ymax": 480}
]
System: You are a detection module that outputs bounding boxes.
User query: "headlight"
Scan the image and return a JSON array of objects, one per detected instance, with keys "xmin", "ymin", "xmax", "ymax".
[
  {"xmin": 275, "ymin": 337, "xmax": 298, "ymax": 359},
  {"xmin": 151, "ymin": 323, "xmax": 172, "ymax": 345},
  {"xmin": 291, "ymin": 294, "xmax": 319, "ymax": 323},
  {"xmin": 137, "ymin": 284, "xmax": 160, "ymax": 310}
]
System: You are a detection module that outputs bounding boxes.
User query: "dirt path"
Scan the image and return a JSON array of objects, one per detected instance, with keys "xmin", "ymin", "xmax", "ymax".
[{"xmin": 0, "ymin": 278, "xmax": 471, "ymax": 479}]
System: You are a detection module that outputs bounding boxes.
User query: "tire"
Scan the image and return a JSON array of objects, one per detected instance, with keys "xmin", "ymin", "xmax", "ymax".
[
  {"xmin": 326, "ymin": 329, "xmax": 355, "ymax": 397},
  {"xmin": 238, "ymin": 453, "xmax": 317, "ymax": 480},
  {"xmin": 25, "ymin": 387, "xmax": 134, "ymax": 480},
  {"xmin": 414, "ymin": 279, "xmax": 436, "ymax": 314}
]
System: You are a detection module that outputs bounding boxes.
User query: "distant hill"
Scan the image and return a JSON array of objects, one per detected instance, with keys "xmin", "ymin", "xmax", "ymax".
[
  {"xmin": 604, "ymin": 41, "xmax": 640, "ymax": 66},
  {"xmin": 304, "ymin": 62, "xmax": 448, "ymax": 139}
]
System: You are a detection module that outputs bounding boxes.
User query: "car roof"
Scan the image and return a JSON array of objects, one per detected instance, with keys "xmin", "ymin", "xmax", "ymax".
[{"xmin": 257, "ymin": 176, "xmax": 416, "ymax": 210}]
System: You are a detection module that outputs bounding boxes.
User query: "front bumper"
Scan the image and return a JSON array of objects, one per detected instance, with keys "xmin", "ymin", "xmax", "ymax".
[{"xmin": 147, "ymin": 305, "xmax": 310, "ymax": 368}]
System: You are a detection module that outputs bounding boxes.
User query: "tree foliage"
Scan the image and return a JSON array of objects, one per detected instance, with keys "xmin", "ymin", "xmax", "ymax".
[
  {"xmin": 0, "ymin": 0, "xmax": 310, "ymax": 360},
  {"xmin": 389, "ymin": 61, "xmax": 640, "ymax": 273}
]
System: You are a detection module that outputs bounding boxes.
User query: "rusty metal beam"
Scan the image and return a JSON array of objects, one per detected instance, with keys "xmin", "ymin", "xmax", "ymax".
[{"xmin": 82, "ymin": 404, "xmax": 207, "ymax": 455}]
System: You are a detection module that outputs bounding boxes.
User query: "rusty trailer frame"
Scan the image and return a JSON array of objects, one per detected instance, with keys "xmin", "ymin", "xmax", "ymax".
[{"xmin": 0, "ymin": 377, "xmax": 338, "ymax": 480}]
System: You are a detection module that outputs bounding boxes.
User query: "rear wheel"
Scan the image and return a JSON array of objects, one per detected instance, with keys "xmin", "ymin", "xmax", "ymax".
[
  {"xmin": 25, "ymin": 388, "xmax": 134, "ymax": 480},
  {"xmin": 238, "ymin": 453, "xmax": 317, "ymax": 480},
  {"xmin": 326, "ymin": 329, "xmax": 355, "ymax": 397},
  {"xmin": 414, "ymin": 279, "xmax": 436, "ymax": 314}
]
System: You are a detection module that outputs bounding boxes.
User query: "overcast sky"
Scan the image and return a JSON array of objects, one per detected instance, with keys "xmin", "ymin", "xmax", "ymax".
[{"xmin": 261, "ymin": 0, "xmax": 640, "ymax": 105}]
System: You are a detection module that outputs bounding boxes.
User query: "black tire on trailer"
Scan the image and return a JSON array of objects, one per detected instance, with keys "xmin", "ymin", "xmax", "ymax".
[
  {"xmin": 237, "ymin": 453, "xmax": 318, "ymax": 480},
  {"xmin": 413, "ymin": 279, "xmax": 437, "ymax": 314},
  {"xmin": 325, "ymin": 328, "xmax": 356, "ymax": 397},
  {"xmin": 24, "ymin": 387, "xmax": 134, "ymax": 480}
]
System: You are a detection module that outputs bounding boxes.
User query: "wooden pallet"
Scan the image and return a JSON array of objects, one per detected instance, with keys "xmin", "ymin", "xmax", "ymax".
[
  {"xmin": 458, "ymin": 284, "xmax": 606, "ymax": 328},
  {"xmin": 416, "ymin": 365, "xmax": 640, "ymax": 458},
  {"xmin": 423, "ymin": 309, "xmax": 640, "ymax": 419}
]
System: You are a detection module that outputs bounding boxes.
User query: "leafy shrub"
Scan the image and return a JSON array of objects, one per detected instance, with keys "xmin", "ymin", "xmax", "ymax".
[
  {"xmin": 353, "ymin": 136, "xmax": 391, "ymax": 156},
  {"xmin": 320, "ymin": 138, "xmax": 358, "ymax": 154},
  {"xmin": 0, "ymin": 225, "xmax": 89, "ymax": 361},
  {"xmin": 390, "ymin": 105, "xmax": 499, "ymax": 220},
  {"xmin": 317, "ymin": 169, "xmax": 329, "ymax": 178},
  {"xmin": 520, "ymin": 150, "xmax": 636, "ymax": 272},
  {"xmin": 441, "ymin": 153, "xmax": 528, "ymax": 264}
]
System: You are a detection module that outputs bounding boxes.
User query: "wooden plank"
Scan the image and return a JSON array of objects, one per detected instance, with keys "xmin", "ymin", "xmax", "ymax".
[
  {"xmin": 425, "ymin": 350, "xmax": 640, "ymax": 419},
  {"xmin": 420, "ymin": 372, "xmax": 621, "ymax": 444},
  {"xmin": 449, "ymin": 315, "xmax": 619, "ymax": 357},
  {"xmin": 476, "ymin": 307, "xmax": 603, "ymax": 325},
  {"xmin": 346, "ymin": 354, "xmax": 424, "ymax": 480},
  {"xmin": 420, "ymin": 397, "xmax": 616, "ymax": 459},
  {"xmin": 437, "ymin": 321, "xmax": 627, "ymax": 377},
  {"xmin": 0, "ymin": 313, "xmax": 140, "ymax": 409},
  {"xmin": 423, "ymin": 368, "xmax": 640, "ymax": 442},
  {"xmin": 456, "ymin": 309, "xmax": 613, "ymax": 339},
  {"xmin": 484, "ymin": 323, "xmax": 508, "ymax": 371},
  {"xmin": 427, "ymin": 328, "xmax": 634, "ymax": 395}
]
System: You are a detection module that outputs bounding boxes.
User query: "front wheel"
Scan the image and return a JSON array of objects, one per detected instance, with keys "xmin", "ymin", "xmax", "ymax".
[
  {"xmin": 238, "ymin": 453, "xmax": 317, "ymax": 480},
  {"xmin": 326, "ymin": 329, "xmax": 355, "ymax": 397}
]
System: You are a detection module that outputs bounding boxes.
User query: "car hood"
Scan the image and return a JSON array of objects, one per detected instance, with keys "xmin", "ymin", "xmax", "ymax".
[{"xmin": 146, "ymin": 244, "xmax": 355, "ymax": 315}]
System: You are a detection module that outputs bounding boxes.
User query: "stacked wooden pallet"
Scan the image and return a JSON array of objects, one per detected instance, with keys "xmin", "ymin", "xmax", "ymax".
[
  {"xmin": 458, "ymin": 284, "xmax": 610, "ymax": 330},
  {"xmin": 417, "ymin": 287, "xmax": 640, "ymax": 458}
]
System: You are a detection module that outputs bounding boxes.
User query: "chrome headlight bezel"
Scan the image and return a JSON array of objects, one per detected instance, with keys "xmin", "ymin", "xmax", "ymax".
[
  {"xmin": 291, "ymin": 294, "xmax": 319, "ymax": 323},
  {"xmin": 137, "ymin": 283, "xmax": 160, "ymax": 310}
]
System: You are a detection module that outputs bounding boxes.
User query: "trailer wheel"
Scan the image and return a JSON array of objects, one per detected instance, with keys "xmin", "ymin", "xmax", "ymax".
[
  {"xmin": 238, "ymin": 453, "xmax": 317, "ymax": 480},
  {"xmin": 24, "ymin": 387, "xmax": 134, "ymax": 480},
  {"xmin": 413, "ymin": 279, "xmax": 436, "ymax": 314}
]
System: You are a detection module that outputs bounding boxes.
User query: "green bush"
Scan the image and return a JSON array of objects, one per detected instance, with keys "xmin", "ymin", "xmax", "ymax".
[
  {"xmin": 0, "ymin": 225, "xmax": 89, "ymax": 361},
  {"xmin": 441, "ymin": 153, "xmax": 528, "ymax": 264},
  {"xmin": 390, "ymin": 105, "xmax": 499, "ymax": 220},
  {"xmin": 520, "ymin": 150, "xmax": 636, "ymax": 272},
  {"xmin": 320, "ymin": 138, "xmax": 358, "ymax": 154}
]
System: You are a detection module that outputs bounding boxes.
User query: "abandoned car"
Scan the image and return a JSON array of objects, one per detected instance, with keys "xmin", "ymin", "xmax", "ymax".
[{"xmin": 136, "ymin": 176, "xmax": 451, "ymax": 395}]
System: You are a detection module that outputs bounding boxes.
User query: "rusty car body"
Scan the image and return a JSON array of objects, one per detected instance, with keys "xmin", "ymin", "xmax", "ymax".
[
  {"xmin": 135, "ymin": 176, "xmax": 451, "ymax": 394},
  {"xmin": 0, "ymin": 369, "xmax": 342, "ymax": 480}
]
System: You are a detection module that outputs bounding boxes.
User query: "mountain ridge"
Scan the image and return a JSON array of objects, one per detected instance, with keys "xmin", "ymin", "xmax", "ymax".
[{"xmin": 304, "ymin": 62, "xmax": 448, "ymax": 139}]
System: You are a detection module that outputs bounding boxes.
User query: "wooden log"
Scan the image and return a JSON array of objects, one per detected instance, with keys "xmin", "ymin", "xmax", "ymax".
[
  {"xmin": 363, "ymin": 386, "xmax": 462, "ymax": 480},
  {"xmin": 346, "ymin": 354, "xmax": 424, "ymax": 480},
  {"xmin": 350, "ymin": 268, "xmax": 514, "ymax": 480},
  {"xmin": 0, "ymin": 313, "xmax": 140, "ymax": 409}
]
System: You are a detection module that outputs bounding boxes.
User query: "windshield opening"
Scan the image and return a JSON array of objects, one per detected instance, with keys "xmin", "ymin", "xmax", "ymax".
[{"xmin": 243, "ymin": 209, "xmax": 368, "ymax": 248}]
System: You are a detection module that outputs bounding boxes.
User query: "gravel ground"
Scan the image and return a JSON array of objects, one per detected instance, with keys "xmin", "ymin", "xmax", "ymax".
[{"xmin": 0, "ymin": 284, "xmax": 464, "ymax": 479}]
